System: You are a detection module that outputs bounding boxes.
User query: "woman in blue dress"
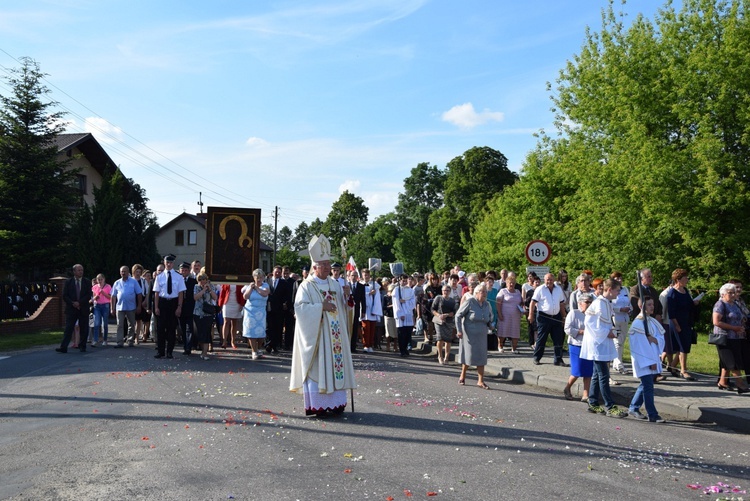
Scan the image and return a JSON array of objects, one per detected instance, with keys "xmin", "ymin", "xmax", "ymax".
[{"xmin": 242, "ymin": 269, "xmax": 270, "ymax": 360}]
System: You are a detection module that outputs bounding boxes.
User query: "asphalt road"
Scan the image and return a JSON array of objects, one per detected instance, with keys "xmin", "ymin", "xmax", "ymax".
[{"xmin": 0, "ymin": 344, "xmax": 748, "ymax": 500}]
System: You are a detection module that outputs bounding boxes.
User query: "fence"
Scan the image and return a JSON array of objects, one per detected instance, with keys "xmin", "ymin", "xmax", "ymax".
[{"xmin": 0, "ymin": 281, "xmax": 59, "ymax": 322}]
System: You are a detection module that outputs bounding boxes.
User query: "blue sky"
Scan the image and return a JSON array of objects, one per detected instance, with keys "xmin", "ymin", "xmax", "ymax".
[{"xmin": 1, "ymin": 0, "xmax": 665, "ymax": 231}]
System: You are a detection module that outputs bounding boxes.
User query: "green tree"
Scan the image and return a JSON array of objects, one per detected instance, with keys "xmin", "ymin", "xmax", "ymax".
[
  {"xmin": 69, "ymin": 170, "xmax": 160, "ymax": 279},
  {"xmin": 0, "ymin": 58, "xmax": 79, "ymax": 279},
  {"xmin": 394, "ymin": 162, "xmax": 445, "ymax": 272},
  {"xmin": 468, "ymin": 0, "xmax": 750, "ymax": 290},
  {"xmin": 428, "ymin": 146, "xmax": 517, "ymax": 271},
  {"xmin": 277, "ymin": 225, "xmax": 293, "ymax": 249},
  {"xmin": 290, "ymin": 222, "xmax": 310, "ymax": 251},
  {"xmin": 308, "ymin": 218, "xmax": 324, "ymax": 237},
  {"xmin": 322, "ymin": 190, "xmax": 369, "ymax": 248},
  {"xmin": 275, "ymin": 246, "xmax": 307, "ymax": 274},
  {"xmin": 260, "ymin": 223, "xmax": 274, "ymax": 247}
]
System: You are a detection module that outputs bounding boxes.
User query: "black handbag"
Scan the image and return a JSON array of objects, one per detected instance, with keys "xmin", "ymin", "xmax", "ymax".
[
  {"xmin": 708, "ymin": 331, "xmax": 727, "ymax": 346},
  {"xmin": 202, "ymin": 302, "xmax": 216, "ymax": 315}
]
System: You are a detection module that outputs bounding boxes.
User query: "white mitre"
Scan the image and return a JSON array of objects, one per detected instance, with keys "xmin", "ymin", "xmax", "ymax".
[{"xmin": 308, "ymin": 234, "xmax": 332, "ymax": 264}]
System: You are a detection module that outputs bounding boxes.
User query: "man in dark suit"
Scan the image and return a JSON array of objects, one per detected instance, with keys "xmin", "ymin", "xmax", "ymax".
[
  {"xmin": 179, "ymin": 262, "xmax": 198, "ymax": 354},
  {"xmin": 57, "ymin": 264, "xmax": 92, "ymax": 353},
  {"xmin": 265, "ymin": 265, "xmax": 291, "ymax": 354},
  {"xmin": 282, "ymin": 266, "xmax": 297, "ymax": 350},
  {"xmin": 349, "ymin": 269, "xmax": 365, "ymax": 353}
]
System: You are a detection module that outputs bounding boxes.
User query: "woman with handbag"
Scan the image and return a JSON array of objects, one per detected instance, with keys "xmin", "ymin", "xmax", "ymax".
[
  {"xmin": 713, "ymin": 283, "xmax": 750, "ymax": 393},
  {"xmin": 431, "ymin": 284, "xmax": 457, "ymax": 364},
  {"xmin": 193, "ymin": 271, "xmax": 217, "ymax": 360},
  {"xmin": 242, "ymin": 269, "xmax": 270, "ymax": 360}
]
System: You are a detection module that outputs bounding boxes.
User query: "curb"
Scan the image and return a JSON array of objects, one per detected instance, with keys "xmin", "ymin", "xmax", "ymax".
[{"xmin": 414, "ymin": 340, "xmax": 749, "ymax": 434}]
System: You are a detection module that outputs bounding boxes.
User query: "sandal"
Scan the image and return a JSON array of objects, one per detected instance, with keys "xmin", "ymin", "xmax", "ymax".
[
  {"xmin": 458, "ymin": 378, "xmax": 465, "ymax": 386},
  {"xmin": 477, "ymin": 382, "xmax": 490, "ymax": 390},
  {"xmin": 680, "ymin": 372, "xmax": 695, "ymax": 381},
  {"xmin": 563, "ymin": 388, "xmax": 574, "ymax": 400}
]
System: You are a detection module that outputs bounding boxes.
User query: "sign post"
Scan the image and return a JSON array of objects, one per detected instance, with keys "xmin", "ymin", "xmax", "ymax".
[{"xmin": 525, "ymin": 240, "xmax": 551, "ymax": 277}]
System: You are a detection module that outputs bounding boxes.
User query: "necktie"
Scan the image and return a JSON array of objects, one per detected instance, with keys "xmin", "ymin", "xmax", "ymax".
[
  {"xmin": 167, "ymin": 271, "xmax": 172, "ymax": 295},
  {"xmin": 76, "ymin": 279, "xmax": 81, "ymax": 300},
  {"xmin": 274, "ymin": 279, "xmax": 278, "ymax": 290}
]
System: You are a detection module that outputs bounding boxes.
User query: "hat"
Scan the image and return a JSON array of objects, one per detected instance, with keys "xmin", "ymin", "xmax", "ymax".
[
  {"xmin": 302, "ymin": 266, "xmax": 309, "ymax": 272},
  {"xmin": 458, "ymin": 270, "xmax": 466, "ymax": 278},
  {"xmin": 331, "ymin": 262, "xmax": 341, "ymax": 269},
  {"xmin": 164, "ymin": 254, "xmax": 176, "ymax": 262},
  {"xmin": 179, "ymin": 262, "xmax": 190, "ymax": 269},
  {"xmin": 308, "ymin": 234, "xmax": 332, "ymax": 263}
]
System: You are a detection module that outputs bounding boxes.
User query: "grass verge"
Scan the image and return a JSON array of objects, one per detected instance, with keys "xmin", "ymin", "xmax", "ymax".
[{"xmin": 0, "ymin": 329, "xmax": 62, "ymax": 352}]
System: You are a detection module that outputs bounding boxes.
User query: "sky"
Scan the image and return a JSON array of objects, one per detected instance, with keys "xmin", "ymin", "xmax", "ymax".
[{"xmin": 0, "ymin": 0, "xmax": 667, "ymax": 232}]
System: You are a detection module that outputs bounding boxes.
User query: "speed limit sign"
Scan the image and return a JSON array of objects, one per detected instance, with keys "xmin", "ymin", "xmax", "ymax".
[{"xmin": 525, "ymin": 240, "xmax": 551, "ymax": 265}]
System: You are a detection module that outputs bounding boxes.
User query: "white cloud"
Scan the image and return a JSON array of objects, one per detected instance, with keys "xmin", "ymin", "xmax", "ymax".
[
  {"xmin": 363, "ymin": 191, "xmax": 399, "ymax": 219},
  {"xmin": 246, "ymin": 136, "xmax": 270, "ymax": 147},
  {"xmin": 441, "ymin": 102, "xmax": 504, "ymax": 129},
  {"xmin": 339, "ymin": 180, "xmax": 361, "ymax": 194},
  {"xmin": 84, "ymin": 117, "xmax": 124, "ymax": 143}
]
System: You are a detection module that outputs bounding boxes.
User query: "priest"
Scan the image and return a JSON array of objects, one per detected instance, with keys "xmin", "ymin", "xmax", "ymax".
[{"xmin": 290, "ymin": 234, "xmax": 357, "ymax": 416}]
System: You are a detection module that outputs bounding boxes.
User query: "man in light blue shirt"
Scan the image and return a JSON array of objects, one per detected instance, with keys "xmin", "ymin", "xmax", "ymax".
[{"xmin": 110, "ymin": 266, "xmax": 143, "ymax": 348}]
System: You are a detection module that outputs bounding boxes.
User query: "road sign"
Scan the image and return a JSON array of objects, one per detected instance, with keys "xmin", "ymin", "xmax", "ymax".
[
  {"xmin": 525, "ymin": 240, "xmax": 551, "ymax": 265},
  {"xmin": 526, "ymin": 266, "xmax": 550, "ymax": 278}
]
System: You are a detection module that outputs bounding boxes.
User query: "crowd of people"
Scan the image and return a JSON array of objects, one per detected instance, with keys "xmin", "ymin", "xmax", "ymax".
[{"xmin": 57, "ymin": 253, "xmax": 750, "ymax": 417}]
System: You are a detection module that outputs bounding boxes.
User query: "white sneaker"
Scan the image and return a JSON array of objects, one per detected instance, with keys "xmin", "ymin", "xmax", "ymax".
[
  {"xmin": 251, "ymin": 351, "xmax": 258, "ymax": 360},
  {"xmin": 101, "ymin": 340, "xmax": 108, "ymax": 346},
  {"xmin": 498, "ymin": 347, "xmax": 504, "ymax": 353}
]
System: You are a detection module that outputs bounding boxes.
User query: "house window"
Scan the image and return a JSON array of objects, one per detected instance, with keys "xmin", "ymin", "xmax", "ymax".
[
  {"xmin": 188, "ymin": 229, "xmax": 197, "ymax": 245},
  {"xmin": 77, "ymin": 174, "xmax": 87, "ymax": 195},
  {"xmin": 175, "ymin": 230, "xmax": 185, "ymax": 246}
]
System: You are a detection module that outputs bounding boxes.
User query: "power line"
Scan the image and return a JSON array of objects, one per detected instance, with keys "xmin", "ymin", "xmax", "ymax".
[
  {"xmin": 0, "ymin": 49, "xmax": 282, "ymax": 213},
  {"xmin": 0, "ymin": 50, "xmax": 332, "ymax": 229}
]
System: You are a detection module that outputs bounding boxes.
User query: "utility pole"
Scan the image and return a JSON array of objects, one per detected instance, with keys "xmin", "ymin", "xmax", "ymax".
[
  {"xmin": 197, "ymin": 192, "xmax": 204, "ymax": 214},
  {"xmin": 273, "ymin": 206, "xmax": 278, "ymax": 267}
]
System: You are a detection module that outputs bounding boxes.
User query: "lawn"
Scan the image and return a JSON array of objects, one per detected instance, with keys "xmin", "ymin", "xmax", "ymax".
[{"xmin": 0, "ymin": 329, "xmax": 62, "ymax": 352}]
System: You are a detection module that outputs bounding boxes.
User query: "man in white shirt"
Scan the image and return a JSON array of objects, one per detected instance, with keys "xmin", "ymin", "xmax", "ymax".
[
  {"xmin": 153, "ymin": 254, "xmax": 187, "ymax": 359},
  {"xmin": 528, "ymin": 273, "xmax": 567, "ymax": 366}
]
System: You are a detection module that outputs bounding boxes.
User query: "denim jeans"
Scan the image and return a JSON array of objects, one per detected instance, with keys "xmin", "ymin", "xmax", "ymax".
[
  {"xmin": 589, "ymin": 360, "xmax": 614, "ymax": 408},
  {"xmin": 92, "ymin": 303, "xmax": 109, "ymax": 342},
  {"xmin": 629, "ymin": 374, "xmax": 658, "ymax": 418}
]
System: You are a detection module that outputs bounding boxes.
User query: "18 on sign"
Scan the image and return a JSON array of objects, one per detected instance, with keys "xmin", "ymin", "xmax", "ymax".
[{"xmin": 525, "ymin": 240, "xmax": 551, "ymax": 265}]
